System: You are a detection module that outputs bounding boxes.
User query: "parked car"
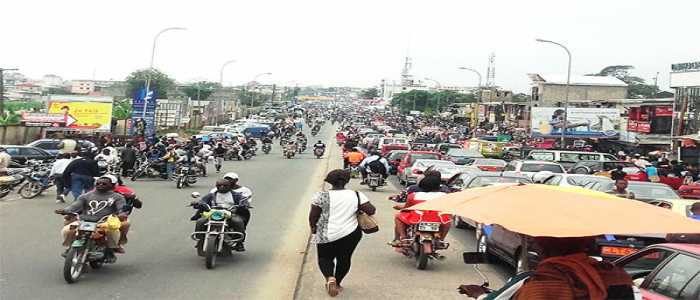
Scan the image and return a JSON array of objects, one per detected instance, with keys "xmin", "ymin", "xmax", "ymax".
[
  {"xmin": 435, "ymin": 143, "xmax": 463, "ymax": 155},
  {"xmin": 501, "ymin": 160, "xmax": 566, "ymax": 179},
  {"xmin": 385, "ymin": 150, "xmax": 409, "ymax": 175},
  {"xmin": 540, "ymin": 173, "xmax": 614, "ymax": 187},
  {"xmin": 464, "ymin": 158, "xmax": 507, "ymax": 172},
  {"xmin": 569, "ymin": 160, "xmax": 648, "ymax": 182},
  {"xmin": 398, "ymin": 159, "xmax": 454, "ymax": 186},
  {"xmin": 445, "ymin": 148, "xmax": 483, "ymax": 165},
  {"xmin": 2, "ymin": 145, "xmax": 54, "ymax": 165},
  {"xmin": 379, "ymin": 137, "xmax": 410, "ymax": 156},
  {"xmin": 678, "ymin": 181, "xmax": 700, "ymax": 199},
  {"xmin": 648, "ymin": 198, "xmax": 700, "ymax": 217},
  {"xmin": 396, "ymin": 151, "xmax": 442, "ymax": 178},
  {"xmin": 27, "ymin": 139, "xmax": 95, "ymax": 156},
  {"xmin": 476, "ymin": 224, "xmax": 540, "ymax": 272},
  {"xmin": 526, "ymin": 150, "xmax": 618, "ymax": 170}
]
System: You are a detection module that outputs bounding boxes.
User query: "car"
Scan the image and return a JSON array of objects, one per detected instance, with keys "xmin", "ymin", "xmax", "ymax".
[
  {"xmin": 541, "ymin": 173, "xmax": 614, "ymax": 188},
  {"xmin": 445, "ymin": 148, "xmax": 484, "ymax": 165},
  {"xmin": 476, "ymin": 224, "xmax": 541, "ymax": 272},
  {"xmin": 385, "ymin": 150, "xmax": 409, "ymax": 175},
  {"xmin": 448, "ymin": 172, "xmax": 533, "ymax": 230},
  {"xmin": 678, "ymin": 181, "xmax": 700, "ymax": 199},
  {"xmin": 501, "ymin": 160, "xmax": 566, "ymax": 179},
  {"xmin": 414, "ymin": 160, "xmax": 469, "ymax": 183},
  {"xmin": 627, "ymin": 181, "xmax": 682, "ymax": 203},
  {"xmin": 435, "ymin": 143, "xmax": 463, "ymax": 155},
  {"xmin": 648, "ymin": 198, "xmax": 700, "ymax": 217},
  {"xmin": 379, "ymin": 137, "xmax": 410, "ymax": 156},
  {"xmin": 398, "ymin": 159, "xmax": 454, "ymax": 186},
  {"xmin": 526, "ymin": 150, "xmax": 618, "ymax": 170},
  {"xmin": 464, "ymin": 158, "xmax": 507, "ymax": 172},
  {"xmin": 569, "ymin": 160, "xmax": 648, "ymax": 182},
  {"xmin": 2, "ymin": 145, "xmax": 54, "ymax": 165},
  {"xmin": 27, "ymin": 139, "xmax": 95, "ymax": 156},
  {"xmin": 396, "ymin": 151, "xmax": 442, "ymax": 179}
]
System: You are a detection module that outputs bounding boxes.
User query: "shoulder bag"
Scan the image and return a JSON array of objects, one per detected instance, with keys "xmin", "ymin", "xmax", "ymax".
[{"xmin": 355, "ymin": 191, "xmax": 379, "ymax": 234}]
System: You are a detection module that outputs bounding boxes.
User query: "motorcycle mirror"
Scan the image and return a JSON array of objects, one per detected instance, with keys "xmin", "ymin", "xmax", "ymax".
[
  {"xmin": 462, "ymin": 252, "xmax": 488, "ymax": 264},
  {"xmin": 191, "ymin": 192, "xmax": 201, "ymax": 198}
]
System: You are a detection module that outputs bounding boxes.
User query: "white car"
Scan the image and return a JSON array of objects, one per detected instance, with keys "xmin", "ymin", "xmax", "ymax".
[
  {"xmin": 501, "ymin": 160, "xmax": 566, "ymax": 179},
  {"xmin": 399, "ymin": 159, "xmax": 456, "ymax": 186},
  {"xmin": 539, "ymin": 173, "xmax": 613, "ymax": 187}
]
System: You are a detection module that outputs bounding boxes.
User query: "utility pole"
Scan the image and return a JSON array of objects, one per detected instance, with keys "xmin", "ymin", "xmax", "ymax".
[{"xmin": 0, "ymin": 68, "xmax": 19, "ymax": 117}]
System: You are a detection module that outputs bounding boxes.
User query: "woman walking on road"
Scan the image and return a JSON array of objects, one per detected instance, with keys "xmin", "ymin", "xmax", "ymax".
[{"xmin": 309, "ymin": 169, "xmax": 376, "ymax": 297}]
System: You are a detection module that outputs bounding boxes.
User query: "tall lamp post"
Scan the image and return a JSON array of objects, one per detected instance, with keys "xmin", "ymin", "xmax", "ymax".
[
  {"xmin": 217, "ymin": 60, "xmax": 236, "ymax": 125},
  {"xmin": 141, "ymin": 27, "xmax": 186, "ymax": 119},
  {"xmin": 536, "ymin": 38, "xmax": 571, "ymax": 147},
  {"xmin": 424, "ymin": 77, "xmax": 442, "ymax": 113},
  {"xmin": 458, "ymin": 67, "xmax": 483, "ymax": 131}
]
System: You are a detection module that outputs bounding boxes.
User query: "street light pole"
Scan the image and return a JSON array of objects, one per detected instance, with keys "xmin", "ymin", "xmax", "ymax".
[
  {"xmin": 142, "ymin": 27, "xmax": 186, "ymax": 119},
  {"xmin": 536, "ymin": 38, "xmax": 571, "ymax": 148},
  {"xmin": 217, "ymin": 60, "xmax": 236, "ymax": 125},
  {"xmin": 458, "ymin": 67, "xmax": 482, "ymax": 131},
  {"xmin": 424, "ymin": 77, "xmax": 442, "ymax": 113}
]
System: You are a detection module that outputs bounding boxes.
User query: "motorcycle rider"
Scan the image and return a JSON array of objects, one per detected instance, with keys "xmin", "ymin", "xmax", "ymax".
[
  {"xmin": 191, "ymin": 179, "xmax": 249, "ymax": 252},
  {"xmin": 390, "ymin": 175, "xmax": 450, "ymax": 247},
  {"xmin": 285, "ymin": 139, "xmax": 298, "ymax": 156},
  {"xmin": 55, "ymin": 175, "xmax": 127, "ymax": 258},
  {"xmin": 358, "ymin": 150, "xmax": 389, "ymax": 185},
  {"xmin": 343, "ymin": 147, "xmax": 365, "ymax": 169},
  {"xmin": 213, "ymin": 143, "xmax": 226, "ymax": 173},
  {"xmin": 313, "ymin": 140, "xmax": 326, "ymax": 154}
]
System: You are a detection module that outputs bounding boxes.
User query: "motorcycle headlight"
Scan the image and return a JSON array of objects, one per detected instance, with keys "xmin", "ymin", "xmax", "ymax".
[{"xmin": 210, "ymin": 211, "xmax": 225, "ymax": 221}]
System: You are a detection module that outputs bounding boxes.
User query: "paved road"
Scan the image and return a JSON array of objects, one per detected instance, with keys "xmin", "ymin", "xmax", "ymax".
[{"xmin": 0, "ymin": 126, "xmax": 334, "ymax": 300}]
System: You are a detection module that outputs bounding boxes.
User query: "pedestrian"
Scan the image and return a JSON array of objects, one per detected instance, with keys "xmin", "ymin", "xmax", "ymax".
[
  {"xmin": 50, "ymin": 153, "xmax": 72, "ymax": 203},
  {"xmin": 308, "ymin": 169, "xmax": 376, "ymax": 297},
  {"xmin": 120, "ymin": 143, "xmax": 137, "ymax": 176},
  {"xmin": 0, "ymin": 146, "xmax": 11, "ymax": 176},
  {"xmin": 62, "ymin": 151, "xmax": 100, "ymax": 200}
]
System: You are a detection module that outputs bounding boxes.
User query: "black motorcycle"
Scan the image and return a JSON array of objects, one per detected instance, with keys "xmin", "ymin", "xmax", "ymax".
[
  {"xmin": 131, "ymin": 160, "xmax": 168, "ymax": 181},
  {"xmin": 18, "ymin": 162, "xmax": 53, "ymax": 199},
  {"xmin": 262, "ymin": 143, "xmax": 272, "ymax": 154},
  {"xmin": 175, "ymin": 163, "xmax": 198, "ymax": 189}
]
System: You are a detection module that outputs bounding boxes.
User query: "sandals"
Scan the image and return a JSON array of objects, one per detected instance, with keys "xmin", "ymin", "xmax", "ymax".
[
  {"xmin": 388, "ymin": 240, "xmax": 402, "ymax": 247},
  {"xmin": 326, "ymin": 277, "xmax": 339, "ymax": 297}
]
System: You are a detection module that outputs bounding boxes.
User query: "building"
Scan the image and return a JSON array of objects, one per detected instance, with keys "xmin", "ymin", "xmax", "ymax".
[
  {"xmin": 669, "ymin": 61, "xmax": 700, "ymax": 164},
  {"xmin": 40, "ymin": 74, "xmax": 64, "ymax": 88},
  {"xmin": 155, "ymin": 99, "xmax": 187, "ymax": 128},
  {"xmin": 70, "ymin": 80, "xmax": 95, "ymax": 94},
  {"xmin": 528, "ymin": 74, "xmax": 628, "ymax": 106}
]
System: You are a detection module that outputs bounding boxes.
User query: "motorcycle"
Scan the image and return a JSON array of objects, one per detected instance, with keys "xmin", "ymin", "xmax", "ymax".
[
  {"xmin": 0, "ymin": 168, "xmax": 30, "ymax": 199},
  {"xmin": 284, "ymin": 145, "xmax": 296, "ymax": 159},
  {"xmin": 311, "ymin": 129, "xmax": 319, "ymax": 136},
  {"xmin": 175, "ymin": 163, "xmax": 197, "ymax": 189},
  {"xmin": 262, "ymin": 143, "xmax": 272, "ymax": 154},
  {"xmin": 365, "ymin": 171, "xmax": 384, "ymax": 192},
  {"xmin": 130, "ymin": 160, "xmax": 168, "ymax": 181},
  {"xmin": 392, "ymin": 202, "xmax": 450, "ymax": 270},
  {"xmin": 313, "ymin": 147, "xmax": 325, "ymax": 159},
  {"xmin": 18, "ymin": 162, "xmax": 53, "ymax": 199},
  {"xmin": 349, "ymin": 164, "xmax": 361, "ymax": 178},
  {"xmin": 58, "ymin": 212, "xmax": 117, "ymax": 283},
  {"xmin": 189, "ymin": 192, "xmax": 246, "ymax": 269},
  {"xmin": 297, "ymin": 140, "xmax": 307, "ymax": 154}
]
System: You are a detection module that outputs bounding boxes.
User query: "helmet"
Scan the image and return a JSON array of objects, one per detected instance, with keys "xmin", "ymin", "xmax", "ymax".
[{"xmin": 223, "ymin": 172, "xmax": 239, "ymax": 181}]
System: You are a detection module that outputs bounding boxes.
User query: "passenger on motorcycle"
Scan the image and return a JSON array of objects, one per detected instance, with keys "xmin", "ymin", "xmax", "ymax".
[
  {"xmin": 113, "ymin": 178, "xmax": 142, "ymax": 247},
  {"xmin": 192, "ymin": 179, "xmax": 249, "ymax": 252},
  {"xmin": 390, "ymin": 175, "xmax": 450, "ymax": 247},
  {"xmin": 261, "ymin": 136, "xmax": 273, "ymax": 145},
  {"xmin": 358, "ymin": 150, "xmax": 389, "ymax": 184},
  {"xmin": 343, "ymin": 147, "xmax": 365, "ymax": 169},
  {"xmin": 55, "ymin": 175, "xmax": 127, "ymax": 257},
  {"xmin": 213, "ymin": 143, "xmax": 226, "ymax": 173}
]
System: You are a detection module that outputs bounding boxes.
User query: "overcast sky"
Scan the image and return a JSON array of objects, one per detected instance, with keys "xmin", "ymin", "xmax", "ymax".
[{"xmin": 1, "ymin": 0, "xmax": 698, "ymax": 93}]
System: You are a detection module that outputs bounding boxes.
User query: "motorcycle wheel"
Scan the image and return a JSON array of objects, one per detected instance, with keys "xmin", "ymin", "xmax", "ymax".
[
  {"xmin": 63, "ymin": 247, "xmax": 86, "ymax": 283},
  {"xmin": 371, "ymin": 185, "xmax": 377, "ymax": 192},
  {"xmin": 130, "ymin": 171, "xmax": 141, "ymax": 181},
  {"xmin": 89, "ymin": 260, "xmax": 103, "ymax": 269},
  {"xmin": 19, "ymin": 182, "xmax": 43, "ymax": 199},
  {"xmin": 0, "ymin": 187, "xmax": 11, "ymax": 199},
  {"xmin": 205, "ymin": 236, "xmax": 218, "ymax": 269},
  {"xmin": 176, "ymin": 177, "xmax": 183, "ymax": 189},
  {"xmin": 416, "ymin": 241, "xmax": 430, "ymax": 270}
]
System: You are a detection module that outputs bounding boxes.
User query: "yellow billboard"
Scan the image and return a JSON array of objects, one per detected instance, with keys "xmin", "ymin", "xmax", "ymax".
[{"xmin": 48, "ymin": 101, "xmax": 113, "ymax": 132}]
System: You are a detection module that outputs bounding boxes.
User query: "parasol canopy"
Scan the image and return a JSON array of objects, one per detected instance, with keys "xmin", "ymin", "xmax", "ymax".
[{"xmin": 410, "ymin": 184, "xmax": 700, "ymax": 237}]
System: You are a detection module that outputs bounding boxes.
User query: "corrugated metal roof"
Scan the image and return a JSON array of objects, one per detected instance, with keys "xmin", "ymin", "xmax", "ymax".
[{"xmin": 530, "ymin": 73, "xmax": 628, "ymax": 87}]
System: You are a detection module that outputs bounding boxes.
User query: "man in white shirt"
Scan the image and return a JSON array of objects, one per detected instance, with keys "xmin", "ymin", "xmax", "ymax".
[
  {"xmin": 51, "ymin": 153, "xmax": 73, "ymax": 203},
  {"xmin": 0, "ymin": 147, "xmax": 11, "ymax": 175}
]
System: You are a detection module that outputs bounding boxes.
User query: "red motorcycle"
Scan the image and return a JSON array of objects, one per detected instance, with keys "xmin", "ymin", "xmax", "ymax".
[{"xmin": 393, "ymin": 192, "xmax": 451, "ymax": 270}]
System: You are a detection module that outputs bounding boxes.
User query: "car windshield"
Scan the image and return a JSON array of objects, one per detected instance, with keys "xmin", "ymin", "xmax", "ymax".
[
  {"xmin": 521, "ymin": 163, "xmax": 564, "ymax": 173},
  {"xmin": 473, "ymin": 159, "xmax": 506, "ymax": 166},
  {"xmin": 388, "ymin": 152, "xmax": 407, "ymax": 160},
  {"xmin": 628, "ymin": 183, "xmax": 680, "ymax": 199},
  {"xmin": 447, "ymin": 149, "xmax": 477, "ymax": 157},
  {"xmin": 416, "ymin": 160, "xmax": 453, "ymax": 168},
  {"xmin": 469, "ymin": 176, "xmax": 531, "ymax": 188},
  {"xmin": 411, "ymin": 153, "xmax": 440, "ymax": 161},
  {"xmin": 566, "ymin": 176, "xmax": 612, "ymax": 187}
]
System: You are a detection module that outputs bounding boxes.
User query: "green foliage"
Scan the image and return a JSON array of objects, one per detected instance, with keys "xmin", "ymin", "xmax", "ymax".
[
  {"xmin": 0, "ymin": 110, "xmax": 21, "ymax": 125},
  {"xmin": 112, "ymin": 98, "xmax": 132, "ymax": 120},
  {"xmin": 361, "ymin": 88, "xmax": 380, "ymax": 99},
  {"xmin": 5, "ymin": 101, "xmax": 43, "ymax": 112},
  {"xmin": 391, "ymin": 90, "xmax": 476, "ymax": 113},
  {"xmin": 590, "ymin": 65, "xmax": 657, "ymax": 98},
  {"xmin": 182, "ymin": 81, "xmax": 222, "ymax": 100},
  {"xmin": 125, "ymin": 69, "xmax": 176, "ymax": 99}
]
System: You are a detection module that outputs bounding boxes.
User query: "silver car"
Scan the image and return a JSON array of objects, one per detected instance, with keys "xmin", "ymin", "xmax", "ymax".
[{"xmin": 399, "ymin": 159, "xmax": 456, "ymax": 186}]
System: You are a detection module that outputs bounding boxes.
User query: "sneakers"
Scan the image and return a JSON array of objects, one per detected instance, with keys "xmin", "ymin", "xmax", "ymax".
[{"xmin": 56, "ymin": 195, "xmax": 66, "ymax": 203}]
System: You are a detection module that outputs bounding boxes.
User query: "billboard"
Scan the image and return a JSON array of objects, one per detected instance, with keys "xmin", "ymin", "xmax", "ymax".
[
  {"xmin": 130, "ymin": 87, "xmax": 157, "ymax": 142},
  {"xmin": 531, "ymin": 107, "xmax": 620, "ymax": 139},
  {"xmin": 47, "ymin": 100, "xmax": 113, "ymax": 132}
]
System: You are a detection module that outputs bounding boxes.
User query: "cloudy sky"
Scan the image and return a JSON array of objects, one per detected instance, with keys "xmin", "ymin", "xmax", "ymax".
[{"xmin": 1, "ymin": 0, "xmax": 698, "ymax": 93}]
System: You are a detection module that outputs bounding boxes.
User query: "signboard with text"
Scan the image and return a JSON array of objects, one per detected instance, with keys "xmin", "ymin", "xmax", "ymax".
[
  {"xmin": 130, "ymin": 87, "xmax": 157, "ymax": 142},
  {"xmin": 47, "ymin": 100, "xmax": 113, "ymax": 132},
  {"xmin": 530, "ymin": 107, "xmax": 621, "ymax": 139}
]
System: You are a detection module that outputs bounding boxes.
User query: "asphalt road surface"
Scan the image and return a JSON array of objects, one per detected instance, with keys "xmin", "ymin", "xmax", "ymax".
[{"xmin": 0, "ymin": 126, "xmax": 334, "ymax": 300}]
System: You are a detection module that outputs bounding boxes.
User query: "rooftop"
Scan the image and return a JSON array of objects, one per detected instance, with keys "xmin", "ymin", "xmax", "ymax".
[{"xmin": 529, "ymin": 74, "xmax": 628, "ymax": 87}]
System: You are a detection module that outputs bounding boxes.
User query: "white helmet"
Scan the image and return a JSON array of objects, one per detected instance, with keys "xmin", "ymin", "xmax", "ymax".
[{"xmin": 223, "ymin": 172, "xmax": 239, "ymax": 181}]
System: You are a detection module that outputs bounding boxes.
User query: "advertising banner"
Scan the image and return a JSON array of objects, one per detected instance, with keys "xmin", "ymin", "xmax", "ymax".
[
  {"xmin": 531, "ymin": 107, "xmax": 620, "ymax": 138},
  {"xmin": 130, "ymin": 87, "xmax": 157, "ymax": 142},
  {"xmin": 47, "ymin": 101, "xmax": 113, "ymax": 132},
  {"xmin": 20, "ymin": 113, "xmax": 66, "ymax": 127}
]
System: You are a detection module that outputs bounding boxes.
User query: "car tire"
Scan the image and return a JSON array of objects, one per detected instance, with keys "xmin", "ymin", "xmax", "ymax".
[{"xmin": 454, "ymin": 216, "xmax": 470, "ymax": 229}]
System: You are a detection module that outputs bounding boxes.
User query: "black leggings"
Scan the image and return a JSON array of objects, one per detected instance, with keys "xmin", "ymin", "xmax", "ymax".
[{"xmin": 316, "ymin": 227, "xmax": 362, "ymax": 285}]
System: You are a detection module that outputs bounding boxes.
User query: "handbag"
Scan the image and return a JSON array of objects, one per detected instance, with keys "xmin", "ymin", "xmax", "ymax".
[{"xmin": 355, "ymin": 191, "xmax": 379, "ymax": 234}]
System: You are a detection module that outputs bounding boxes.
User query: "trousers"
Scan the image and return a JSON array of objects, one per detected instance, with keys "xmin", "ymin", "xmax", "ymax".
[{"xmin": 316, "ymin": 227, "xmax": 362, "ymax": 285}]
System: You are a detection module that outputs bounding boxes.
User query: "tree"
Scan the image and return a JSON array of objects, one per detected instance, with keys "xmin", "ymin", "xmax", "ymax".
[
  {"xmin": 125, "ymin": 69, "xmax": 176, "ymax": 99},
  {"xmin": 0, "ymin": 110, "xmax": 21, "ymax": 125},
  {"xmin": 589, "ymin": 65, "xmax": 656, "ymax": 98},
  {"xmin": 112, "ymin": 98, "xmax": 132, "ymax": 120},
  {"xmin": 182, "ymin": 81, "xmax": 222, "ymax": 100},
  {"xmin": 361, "ymin": 88, "xmax": 380, "ymax": 99}
]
